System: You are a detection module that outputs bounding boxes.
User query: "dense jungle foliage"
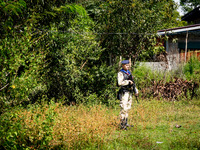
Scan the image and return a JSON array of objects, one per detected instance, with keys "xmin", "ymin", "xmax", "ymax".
[{"xmin": 0, "ymin": 0, "xmax": 192, "ymax": 111}]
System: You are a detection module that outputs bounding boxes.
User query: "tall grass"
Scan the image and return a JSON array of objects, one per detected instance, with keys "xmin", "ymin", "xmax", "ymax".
[
  {"xmin": 1, "ymin": 99, "xmax": 200, "ymax": 149},
  {"xmin": 184, "ymin": 57, "xmax": 200, "ymax": 98},
  {"xmin": 0, "ymin": 102, "xmax": 118, "ymax": 149}
]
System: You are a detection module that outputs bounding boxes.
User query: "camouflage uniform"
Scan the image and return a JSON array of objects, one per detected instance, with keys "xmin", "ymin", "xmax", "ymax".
[{"xmin": 117, "ymin": 61, "xmax": 138, "ymax": 130}]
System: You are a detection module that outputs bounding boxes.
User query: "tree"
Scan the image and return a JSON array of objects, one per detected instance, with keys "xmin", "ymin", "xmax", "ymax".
[
  {"xmin": 0, "ymin": 1, "xmax": 105, "ymax": 106},
  {"xmin": 180, "ymin": 0, "xmax": 200, "ymax": 14},
  {"xmin": 85, "ymin": 0, "xmax": 186, "ymax": 65},
  {"xmin": 0, "ymin": 0, "xmax": 188, "ymax": 107},
  {"xmin": 42, "ymin": 4, "xmax": 104, "ymax": 103}
]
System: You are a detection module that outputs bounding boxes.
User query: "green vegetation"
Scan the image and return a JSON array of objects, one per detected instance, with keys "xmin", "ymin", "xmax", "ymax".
[
  {"xmin": 183, "ymin": 57, "xmax": 200, "ymax": 98},
  {"xmin": 180, "ymin": 0, "xmax": 200, "ymax": 14},
  {"xmin": 0, "ymin": 99, "xmax": 199, "ymax": 149},
  {"xmin": 184, "ymin": 57, "xmax": 200, "ymax": 84},
  {"xmin": 0, "ymin": 0, "xmax": 187, "ymax": 109},
  {"xmin": 0, "ymin": 1, "xmax": 199, "ymax": 149}
]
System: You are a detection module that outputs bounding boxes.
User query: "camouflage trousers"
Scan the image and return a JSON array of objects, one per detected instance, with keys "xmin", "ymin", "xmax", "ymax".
[{"xmin": 120, "ymin": 91, "xmax": 133, "ymax": 120}]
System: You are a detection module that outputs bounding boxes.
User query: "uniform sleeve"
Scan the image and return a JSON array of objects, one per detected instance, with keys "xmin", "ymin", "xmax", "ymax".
[{"xmin": 117, "ymin": 72, "xmax": 130, "ymax": 86}]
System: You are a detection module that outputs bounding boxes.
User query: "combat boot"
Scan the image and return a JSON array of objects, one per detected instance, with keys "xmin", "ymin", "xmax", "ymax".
[{"xmin": 120, "ymin": 118, "xmax": 127, "ymax": 130}]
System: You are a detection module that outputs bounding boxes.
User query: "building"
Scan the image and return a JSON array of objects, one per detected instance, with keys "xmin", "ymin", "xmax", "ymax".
[
  {"xmin": 156, "ymin": 7, "xmax": 200, "ymax": 70},
  {"xmin": 182, "ymin": 6, "xmax": 200, "ymax": 24}
]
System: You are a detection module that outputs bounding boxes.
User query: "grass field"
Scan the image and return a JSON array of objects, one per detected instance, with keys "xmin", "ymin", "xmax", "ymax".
[
  {"xmin": 1, "ymin": 98, "xmax": 200, "ymax": 149},
  {"xmin": 109, "ymin": 99, "xmax": 200, "ymax": 150}
]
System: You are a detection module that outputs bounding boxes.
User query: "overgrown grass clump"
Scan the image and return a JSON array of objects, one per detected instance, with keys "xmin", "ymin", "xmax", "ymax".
[
  {"xmin": 184, "ymin": 57, "xmax": 200, "ymax": 83},
  {"xmin": 0, "ymin": 102, "xmax": 118, "ymax": 149},
  {"xmin": 184, "ymin": 57, "xmax": 200, "ymax": 97},
  {"xmin": 1, "ymin": 99, "xmax": 200, "ymax": 149}
]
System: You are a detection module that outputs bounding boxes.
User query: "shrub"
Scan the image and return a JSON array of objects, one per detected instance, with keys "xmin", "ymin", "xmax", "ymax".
[
  {"xmin": 183, "ymin": 57, "xmax": 200, "ymax": 98},
  {"xmin": 0, "ymin": 4, "xmax": 108, "ymax": 108},
  {"xmin": 184, "ymin": 57, "xmax": 200, "ymax": 84},
  {"xmin": 0, "ymin": 30, "xmax": 47, "ymax": 110},
  {"xmin": 132, "ymin": 62, "xmax": 199, "ymax": 100}
]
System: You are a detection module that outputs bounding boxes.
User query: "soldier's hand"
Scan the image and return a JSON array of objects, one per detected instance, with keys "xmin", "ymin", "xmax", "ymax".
[
  {"xmin": 129, "ymin": 80, "xmax": 133, "ymax": 85},
  {"xmin": 135, "ymin": 93, "xmax": 138, "ymax": 97}
]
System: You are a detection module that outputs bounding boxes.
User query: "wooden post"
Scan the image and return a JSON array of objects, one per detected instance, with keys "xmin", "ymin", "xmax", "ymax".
[
  {"xmin": 119, "ymin": 56, "xmax": 122, "ymax": 69},
  {"xmin": 129, "ymin": 57, "xmax": 131, "ymax": 70},
  {"xmin": 185, "ymin": 31, "xmax": 188, "ymax": 63}
]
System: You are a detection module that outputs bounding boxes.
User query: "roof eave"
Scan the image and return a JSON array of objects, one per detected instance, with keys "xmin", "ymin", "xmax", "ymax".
[{"xmin": 157, "ymin": 25, "xmax": 200, "ymax": 36}]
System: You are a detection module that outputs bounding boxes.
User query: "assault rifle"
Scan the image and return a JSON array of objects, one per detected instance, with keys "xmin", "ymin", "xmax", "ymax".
[{"xmin": 128, "ymin": 74, "xmax": 139, "ymax": 103}]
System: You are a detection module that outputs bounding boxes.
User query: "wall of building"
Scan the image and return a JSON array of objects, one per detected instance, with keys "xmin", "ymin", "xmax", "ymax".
[
  {"xmin": 140, "ymin": 32, "xmax": 200, "ymax": 71},
  {"xmin": 167, "ymin": 38, "xmax": 179, "ymax": 70},
  {"xmin": 166, "ymin": 33, "xmax": 200, "ymax": 70},
  {"xmin": 139, "ymin": 62, "xmax": 168, "ymax": 71}
]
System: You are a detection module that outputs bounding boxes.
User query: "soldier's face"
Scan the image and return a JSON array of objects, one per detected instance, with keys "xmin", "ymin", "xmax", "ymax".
[{"xmin": 122, "ymin": 64, "xmax": 129, "ymax": 71}]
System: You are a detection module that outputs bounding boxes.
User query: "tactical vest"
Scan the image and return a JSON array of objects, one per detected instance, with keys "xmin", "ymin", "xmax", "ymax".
[
  {"xmin": 120, "ymin": 71, "xmax": 133, "ymax": 92},
  {"xmin": 117, "ymin": 71, "xmax": 134, "ymax": 100}
]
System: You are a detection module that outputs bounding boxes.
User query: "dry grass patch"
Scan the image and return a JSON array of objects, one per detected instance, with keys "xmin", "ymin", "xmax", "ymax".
[
  {"xmin": 1, "ymin": 99, "xmax": 200, "ymax": 150},
  {"xmin": 51, "ymin": 104, "xmax": 119, "ymax": 148},
  {"xmin": 1, "ymin": 103, "xmax": 119, "ymax": 149}
]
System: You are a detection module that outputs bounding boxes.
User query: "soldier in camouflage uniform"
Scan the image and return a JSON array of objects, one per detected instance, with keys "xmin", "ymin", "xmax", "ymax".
[{"xmin": 117, "ymin": 60, "xmax": 138, "ymax": 130}]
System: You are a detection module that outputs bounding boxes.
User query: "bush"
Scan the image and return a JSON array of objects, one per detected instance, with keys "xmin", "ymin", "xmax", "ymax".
[
  {"xmin": 132, "ymin": 63, "xmax": 169, "ymax": 90},
  {"xmin": 0, "ymin": 4, "xmax": 110, "ymax": 108},
  {"xmin": 132, "ymin": 62, "xmax": 199, "ymax": 100},
  {"xmin": 183, "ymin": 57, "xmax": 200, "ymax": 98},
  {"xmin": 184, "ymin": 57, "xmax": 200, "ymax": 84},
  {"xmin": 0, "ymin": 30, "xmax": 47, "ymax": 110}
]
